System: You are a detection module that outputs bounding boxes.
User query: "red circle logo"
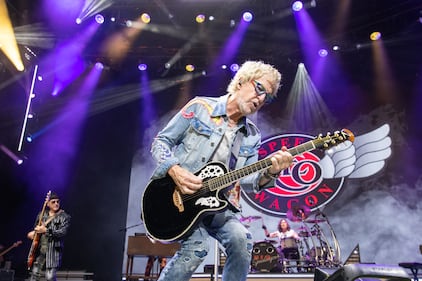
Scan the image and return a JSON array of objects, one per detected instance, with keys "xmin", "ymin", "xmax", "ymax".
[{"xmin": 242, "ymin": 133, "xmax": 345, "ymax": 216}]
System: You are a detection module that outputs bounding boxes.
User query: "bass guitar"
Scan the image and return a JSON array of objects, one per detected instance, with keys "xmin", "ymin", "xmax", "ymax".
[
  {"xmin": 142, "ymin": 129, "xmax": 354, "ymax": 242},
  {"xmin": 27, "ymin": 191, "xmax": 51, "ymax": 270}
]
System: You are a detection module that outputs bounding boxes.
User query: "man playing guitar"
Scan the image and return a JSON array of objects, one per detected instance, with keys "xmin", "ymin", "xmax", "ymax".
[{"xmin": 27, "ymin": 192, "xmax": 71, "ymax": 281}]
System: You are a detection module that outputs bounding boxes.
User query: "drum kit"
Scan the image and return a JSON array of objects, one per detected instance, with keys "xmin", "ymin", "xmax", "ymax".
[{"xmin": 242, "ymin": 206, "xmax": 341, "ymax": 274}]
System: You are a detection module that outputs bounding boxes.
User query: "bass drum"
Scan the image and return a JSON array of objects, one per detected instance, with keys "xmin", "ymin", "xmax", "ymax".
[{"xmin": 250, "ymin": 241, "xmax": 280, "ymax": 272}]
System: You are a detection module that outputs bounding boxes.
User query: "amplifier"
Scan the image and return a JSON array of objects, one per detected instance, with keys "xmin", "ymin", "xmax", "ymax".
[{"xmin": 0, "ymin": 269, "xmax": 14, "ymax": 281}]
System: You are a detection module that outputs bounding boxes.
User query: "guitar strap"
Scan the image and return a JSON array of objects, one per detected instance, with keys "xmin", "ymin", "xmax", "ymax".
[
  {"xmin": 228, "ymin": 128, "xmax": 244, "ymax": 171},
  {"xmin": 225, "ymin": 129, "xmax": 244, "ymax": 211}
]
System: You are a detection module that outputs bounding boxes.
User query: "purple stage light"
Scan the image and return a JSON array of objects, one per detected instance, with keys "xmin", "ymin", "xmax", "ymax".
[
  {"xmin": 242, "ymin": 12, "xmax": 253, "ymax": 22},
  {"xmin": 95, "ymin": 14, "xmax": 105, "ymax": 24},
  {"xmin": 318, "ymin": 48, "xmax": 328, "ymax": 57},
  {"xmin": 230, "ymin": 63, "xmax": 239, "ymax": 72},
  {"xmin": 138, "ymin": 63, "xmax": 147, "ymax": 71},
  {"xmin": 95, "ymin": 62, "xmax": 104, "ymax": 70},
  {"xmin": 292, "ymin": 1, "xmax": 303, "ymax": 12}
]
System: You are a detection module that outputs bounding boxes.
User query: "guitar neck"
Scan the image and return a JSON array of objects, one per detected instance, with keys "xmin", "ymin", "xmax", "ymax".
[
  {"xmin": 204, "ymin": 138, "xmax": 318, "ymax": 191},
  {"xmin": 0, "ymin": 241, "xmax": 22, "ymax": 257},
  {"xmin": 0, "ymin": 245, "xmax": 16, "ymax": 257}
]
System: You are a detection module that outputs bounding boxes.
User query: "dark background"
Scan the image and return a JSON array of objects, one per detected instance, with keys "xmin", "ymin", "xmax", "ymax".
[{"xmin": 1, "ymin": 0, "xmax": 422, "ymax": 280}]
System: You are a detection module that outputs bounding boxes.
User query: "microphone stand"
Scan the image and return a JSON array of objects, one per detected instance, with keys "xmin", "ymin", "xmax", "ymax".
[{"xmin": 118, "ymin": 223, "xmax": 144, "ymax": 232}]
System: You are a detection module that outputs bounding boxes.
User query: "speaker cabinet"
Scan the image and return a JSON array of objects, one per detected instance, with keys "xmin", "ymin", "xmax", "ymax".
[{"xmin": 0, "ymin": 269, "xmax": 14, "ymax": 281}]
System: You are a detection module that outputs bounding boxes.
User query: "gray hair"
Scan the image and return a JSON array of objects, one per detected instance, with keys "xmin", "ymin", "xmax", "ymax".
[{"xmin": 227, "ymin": 60, "xmax": 282, "ymax": 96}]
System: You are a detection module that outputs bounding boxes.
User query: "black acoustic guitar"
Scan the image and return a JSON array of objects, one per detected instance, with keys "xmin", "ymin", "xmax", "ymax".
[{"xmin": 142, "ymin": 129, "xmax": 354, "ymax": 242}]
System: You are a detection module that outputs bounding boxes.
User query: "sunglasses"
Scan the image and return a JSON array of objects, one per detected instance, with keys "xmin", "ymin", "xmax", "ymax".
[
  {"xmin": 251, "ymin": 80, "xmax": 275, "ymax": 104},
  {"xmin": 50, "ymin": 200, "xmax": 60, "ymax": 204}
]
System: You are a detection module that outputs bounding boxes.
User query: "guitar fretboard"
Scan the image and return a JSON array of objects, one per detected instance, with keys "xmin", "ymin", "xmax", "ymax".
[
  {"xmin": 204, "ymin": 138, "xmax": 318, "ymax": 191},
  {"xmin": 203, "ymin": 129, "xmax": 351, "ymax": 192}
]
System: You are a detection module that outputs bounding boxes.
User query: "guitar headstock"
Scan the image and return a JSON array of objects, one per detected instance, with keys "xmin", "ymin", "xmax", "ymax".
[
  {"xmin": 314, "ymin": 128, "xmax": 354, "ymax": 150},
  {"xmin": 45, "ymin": 191, "xmax": 52, "ymax": 203}
]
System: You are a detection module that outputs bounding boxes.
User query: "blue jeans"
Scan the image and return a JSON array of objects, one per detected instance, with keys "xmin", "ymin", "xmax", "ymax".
[{"xmin": 157, "ymin": 209, "xmax": 253, "ymax": 281}]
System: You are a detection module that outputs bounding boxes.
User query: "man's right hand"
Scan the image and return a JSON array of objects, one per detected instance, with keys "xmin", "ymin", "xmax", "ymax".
[{"xmin": 168, "ymin": 165, "xmax": 202, "ymax": 194}]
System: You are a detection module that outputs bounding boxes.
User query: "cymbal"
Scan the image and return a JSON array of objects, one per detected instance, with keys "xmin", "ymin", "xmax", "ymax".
[
  {"xmin": 286, "ymin": 205, "xmax": 310, "ymax": 222},
  {"xmin": 304, "ymin": 219, "xmax": 326, "ymax": 223},
  {"xmin": 239, "ymin": 215, "xmax": 262, "ymax": 223}
]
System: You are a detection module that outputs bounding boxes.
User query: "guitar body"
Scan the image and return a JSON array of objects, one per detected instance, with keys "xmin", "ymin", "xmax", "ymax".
[
  {"xmin": 27, "ymin": 235, "xmax": 40, "ymax": 269},
  {"xmin": 142, "ymin": 162, "xmax": 230, "ymax": 242}
]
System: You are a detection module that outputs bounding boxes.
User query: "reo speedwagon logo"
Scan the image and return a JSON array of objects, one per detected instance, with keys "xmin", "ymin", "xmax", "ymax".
[{"xmin": 242, "ymin": 133, "xmax": 344, "ymax": 216}]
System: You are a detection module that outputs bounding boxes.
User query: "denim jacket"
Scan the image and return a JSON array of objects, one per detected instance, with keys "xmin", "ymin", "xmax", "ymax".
[{"xmin": 150, "ymin": 94, "xmax": 276, "ymax": 194}]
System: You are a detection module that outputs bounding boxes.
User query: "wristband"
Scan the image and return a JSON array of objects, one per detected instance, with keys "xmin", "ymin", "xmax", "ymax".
[{"xmin": 263, "ymin": 169, "xmax": 280, "ymax": 180}]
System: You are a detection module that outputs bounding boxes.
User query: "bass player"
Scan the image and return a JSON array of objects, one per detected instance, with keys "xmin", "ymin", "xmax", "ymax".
[{"xmin": 27, "ymin": 192, "xmax": 71, "ymax": 281}]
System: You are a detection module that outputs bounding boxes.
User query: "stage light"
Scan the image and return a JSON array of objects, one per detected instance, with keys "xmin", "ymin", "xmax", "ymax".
[
  {"xmin": 95, "ymin": 14, "xmax": 105, "ymax": 24},
  {"xmin": 185, "ymin": 64, "xmax": 195, "ymax": 72},
  {"xmin": 138, "ymin": 63, "xmax": 147, "ymax": 71},
  {"xmin": 292, "ymin": 1, "xmax": 303, "ymax": 12},
  {"xmin": 298, "ymin": 62, "xmax": 305, "ymax": 68},
  {"xmin": 37, "ymin": 75, "xmax": 43, "ymax": 81},
  {"xmin": 94, "ymin": 62, "xmax": 104, "ymax": 70},
  {"xmin": 370, "ymin": 31, "xmax": 382, "ymax": 41},
  {"xmin": 0, "ymin": 144, "xmax": 24, "ymax": 165},
  {"xmin": 165, "ymin": 63, "xmax": 171, "ymax": 69},
  {"xmin": 332, "ymin": 45, "xmax": 340, "ymax": 51},
  {"xmin": 26, "ymin": 135, "xmax": 33, "ymax": 143},
  {"xmin": 209, "ymin": 16, "xmax": 215, "ymax": 21},
  {"xmin": 111, "ymin": 17, "xmax": 116, "ymax": 22},
  {"xmin": 230, "ymin": 63, "xmax": 239, "ymax": 72},
  {"xmin": 230, "ymin": 20, "xmax": 236, "ymax": 27},
  {"xmin": 196, "ymin": 14, "xmax": 206, "ymax": 23},
  {"xmin": 141, "ymin": 13, "xmax": 151, "ymax": 24},
  {"xmin": 318, "ymin": 48, "xmax": 328, "ymax": 57},
  {"xmin": 76, "ymin": 18, "xmax": 82, "ymax": 24},
  {"xmin": 126, "ymin": 20, "xmax": 133, "ymax": 27},
  {"xmin": 242, "ymin": 12, "xmax": 253, "ymax": 22},
  {"xmin": 221, "ymin": 64, "xmax": 228, "ymax": 69}
]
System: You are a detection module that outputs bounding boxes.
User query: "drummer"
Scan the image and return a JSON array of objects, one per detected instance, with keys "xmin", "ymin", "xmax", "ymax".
[
  {"xmin": 263, "ymin": 219, "xmax": 301, "ymax": 272},
  {"xmin": 263, "ymin": 218, "xmax": 300, "ymax": 242}
]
